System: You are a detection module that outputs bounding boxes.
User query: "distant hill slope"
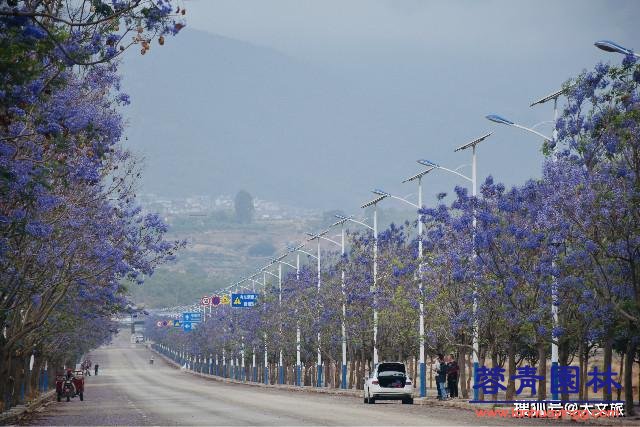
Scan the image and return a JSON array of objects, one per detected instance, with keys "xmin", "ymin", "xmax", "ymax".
[{"xmin": 119, "ymin": 28, "xmax": 441, "ymax": 210}]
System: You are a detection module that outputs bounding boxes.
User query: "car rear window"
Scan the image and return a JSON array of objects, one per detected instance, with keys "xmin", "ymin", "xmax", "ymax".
[{"xmin": 378, "ymin": 363, "xmax": 405, "ymax": 373}]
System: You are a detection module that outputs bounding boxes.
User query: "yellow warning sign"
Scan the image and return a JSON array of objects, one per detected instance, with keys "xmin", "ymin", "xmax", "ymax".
[
  {"xmin": 234, "ymin": 297, "xmax": 241, "ymax": 305},
  {"xmin": 220, "ymin": 294, "xmax": 231, "ymax": 305}
]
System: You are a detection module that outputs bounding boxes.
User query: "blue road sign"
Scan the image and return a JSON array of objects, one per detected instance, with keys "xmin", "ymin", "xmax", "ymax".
[
  {"xmin": 182, "ymin": 312, "xmax": 202, "ymax": 323},
  {"xmin": 183, "ymin": 321, "xmax": 197, "ymax": 332},
  {"xmin": 231, "ymin": 293, "xmax": 258, "ymax": 308}
]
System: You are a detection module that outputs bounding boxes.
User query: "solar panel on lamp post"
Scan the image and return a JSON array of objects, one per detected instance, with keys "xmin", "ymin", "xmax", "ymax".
[{"xmin": 419, "ymin": 132, "xmax": 492, "ymax": 401}]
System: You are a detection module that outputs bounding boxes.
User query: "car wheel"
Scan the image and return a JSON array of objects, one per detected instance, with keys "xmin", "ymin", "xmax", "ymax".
[
  {"xmin": 368, "ymin": 392, "xmax": 375, "ymax": 404},
  {"xmin": 402, "ymin": 397, "xmax": 413, "ymax": 404}
]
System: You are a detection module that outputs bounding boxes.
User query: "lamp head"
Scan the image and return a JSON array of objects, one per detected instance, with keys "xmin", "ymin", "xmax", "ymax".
[
  {"xmin": 486, "ymin": 114, "xmax": 514, "ymax": 125},
  {"xmin": 417, "ymin": 159, "xmax": 439, "ymax": 168},
  {"xmin": 594, "ymin": 40, "xmax": 633, "ymax": 55}
]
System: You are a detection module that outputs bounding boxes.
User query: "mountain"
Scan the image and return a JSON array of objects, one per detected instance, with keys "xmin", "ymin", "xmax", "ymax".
[{"xmin": 120, "ymin": 28, "xmax": 554, "ymax": 212}]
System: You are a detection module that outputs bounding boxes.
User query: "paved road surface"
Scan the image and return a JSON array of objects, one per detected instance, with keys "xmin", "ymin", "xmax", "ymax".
[{"xmin": 25, "ymin": 333, "xmax": 557, "ymax": 426}]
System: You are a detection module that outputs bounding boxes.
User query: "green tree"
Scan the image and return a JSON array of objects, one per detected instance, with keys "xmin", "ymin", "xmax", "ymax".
[{"xmin": 234, "ymin": 190, "xmax": 255, "ymax": 224}]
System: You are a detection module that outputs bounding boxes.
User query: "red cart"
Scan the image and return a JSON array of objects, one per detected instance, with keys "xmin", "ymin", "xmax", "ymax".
[{"xmin": 55, "ymin": 369, "xmax": 84, "ymax": 402}]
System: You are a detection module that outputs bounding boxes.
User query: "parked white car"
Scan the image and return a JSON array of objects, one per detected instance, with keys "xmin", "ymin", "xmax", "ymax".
[{"xmin": 364, "ymin": 362, "xmax": 413, "ymax": 404}]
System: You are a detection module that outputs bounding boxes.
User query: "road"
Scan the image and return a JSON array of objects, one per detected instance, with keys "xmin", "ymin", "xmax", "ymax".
[{"xmin": 25, "ymin": 333, "xmax": 558, "ymax": 426}]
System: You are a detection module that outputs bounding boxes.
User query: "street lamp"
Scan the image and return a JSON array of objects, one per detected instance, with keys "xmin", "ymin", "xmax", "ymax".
[
  {"xmin": 372, "ymin": 166, "xmax": 434, "ymax": 398},
  {"xmin": 305, "ymin": 230, "xmax": 328, "ymax": 387},
  {"xmin": 530, "ymin": 87, "xmax": 566, "ymax": 400},
  {"xmin": 244, "ymin": 274, "xmax": 263, "ymax": 382},
  {"xmin": 338, "ymin": 194, "xmax": 387, "ymax": 368},
  {"xmin": 594, "ymin": 40, "xmax": 639, "ymax": 57},
  {"xmin": 418, "ymin": 131, "xmax": 492, "ymax": 401},
  {"xmin": 262, "ymin": 267, "xmax": 281, "ymax": 385},
  {"xmin": 270, "ymin": 253, "xmax": 298, "ymax": 385},
  {"xmin": 485, "ymin": 115, "xmax": 552, "ymax": 142},
  {"xmin": 288, "ymin": 243, "xmax": 318, "ymax": 386},
  {"xmin": 307, "ymin": 218, "xmax": 349, "ymax": 389}
]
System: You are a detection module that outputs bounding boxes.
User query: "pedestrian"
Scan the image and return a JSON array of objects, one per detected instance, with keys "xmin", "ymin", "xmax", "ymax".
[
  {"xmin": 436, "ymin": 354, "xmax": 448, "ymax": 400},
  {"xmin": 94, "ymin": 363, "xmax": 99, "ymax": 376},
  {"xmin": 447, "ymin": 354, "xmax": 459, "ymax": 398}
]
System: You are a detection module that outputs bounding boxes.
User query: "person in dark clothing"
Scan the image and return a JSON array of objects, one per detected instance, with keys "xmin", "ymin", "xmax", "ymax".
[
  {"xmin": 436, "ymin": 354, "xmax": 448, "ymax": 400},
  {"xmin": 94, "ymin": 364, "xmax": 99, "ymax": 376},
  {"xmin": 447, "ymin": 354, "xmax": 459, "ymax": 398}
]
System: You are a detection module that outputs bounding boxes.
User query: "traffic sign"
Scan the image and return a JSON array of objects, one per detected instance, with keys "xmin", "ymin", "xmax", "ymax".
[
  {"xmin": 161, "ymin": 320, "xmax": 169, "ymax": 327},
  {"xmin": 182, "ymin": 312, "xmax": 202, "ymax": 323},
  {"xmin": 156, "ymin": 321, "xmax": 163, "ymax": 327},
  {"xmin": 172, "ymin": 319, "xmax": 182, "ymax": 328},
  {"xmin": 220, "ymin": 294, "xmax": 230, "ymax": 305},
  {"xmin": 211, "ymin": 295, "xmax": 221, "ymax": 306},
  {"xmin": 183, "ymin": 322, "xmax": 196, "ymax": 332},
  {"xmin": 231, "ymin": 293, "xmax": 258, "ymax": 308},
  {"xmin": 201, "ymin": 295, "xmax": 211, "ymax": 306}
]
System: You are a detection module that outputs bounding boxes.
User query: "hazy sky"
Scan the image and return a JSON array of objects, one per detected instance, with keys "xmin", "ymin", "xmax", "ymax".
[
  {"xmin": 124, "ymin": 1, "xmax": 640, "ymax": 213},
  {"xmin": 183, "ymin": 1, "xmax": 637, "ymax": 60}
]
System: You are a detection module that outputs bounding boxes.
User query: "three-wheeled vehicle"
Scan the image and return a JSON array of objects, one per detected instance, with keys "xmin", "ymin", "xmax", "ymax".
[{"xmin": 55, "ymin": 369, "xmax": 84, "ymax": 402}]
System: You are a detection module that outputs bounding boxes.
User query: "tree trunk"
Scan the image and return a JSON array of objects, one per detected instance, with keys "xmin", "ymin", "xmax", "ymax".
[
  {"xmin": 617, "ymin": 350, "xmax": 624, "ymax": 401},
  {"xmin": 584, "ymin": 349, "xmax": 590, "ymax": 401},
  {"xmin": 478, "ymin": 349, "xmax": 485, "ymax": 401},
  {"xmin": 466, "ymin": 351, "xmax": 473, "ymax": 398},
  {"xmin": 637, "ymin": 358, "xmax": 640, "ymax": 406},
  {"xmin": 491, "ymin": 349, "xmax": 499, "ymax": 402},
  {"xmin": 349, "ymin": 358, "xmax": 355, "ymax": 389},
  {"xmin": 624, "ymin": 340, "xmax": 636, "ymax": 416},
  {"xmin": 578, "ymin": 341, "xmax": 585, "ymax": 400},
  {"xmin": 505, "ymin": 341, "xmax": 516, "ymax": 401},
  {"xmin": 537, "ymin": 341, "xmax": 547, "ymax": 401},
  {"xmin": 559, "ymin": 343, "xmax": 570, "ymax": 401},
  {"xmin": 429, "ymin": 355, "xmax": 433, "ymax": 391},
  {"xmin": 603, "ymin": 335, "xmax": 613, "ymax": 401},
  {"xmin": 0, "ymin": 348, "xmax": 11, "ymax": 412},
  {"xmin": 459, "ymin": 348, "xmax": 468, "ymax": 399}
]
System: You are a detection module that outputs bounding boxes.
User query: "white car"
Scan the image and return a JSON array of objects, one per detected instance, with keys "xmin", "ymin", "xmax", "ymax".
[{"xmin": 364, "ymin": 362, "xmax": 414, "ymax": 404}]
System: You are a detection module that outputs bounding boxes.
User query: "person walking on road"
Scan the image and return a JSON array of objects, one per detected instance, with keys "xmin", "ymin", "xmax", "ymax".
[
  {"xmin": 94, "ymin": 364, "xmax": 99, "ymax": 376},
  {"xmin": 447, "ymin": 354, "xmax": 459, "ymax": 398}
]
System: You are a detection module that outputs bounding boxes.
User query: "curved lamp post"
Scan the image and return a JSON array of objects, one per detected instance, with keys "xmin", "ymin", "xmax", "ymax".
[
  {"xmin": 337, "ymin": 193, "xmax": 387, "ymax": 369},
  {"xmin": 271, "ymin": 253, "xmax": 298, "ymax": 385},
  {"xmin": 418, "ymin": 131, "xmax": 492, "ymax": 401},
  {"xmin": 307, "ymin": 218, "xmax": 349, "ymax": 389},
  {"xmin": 372, "ymin": 167, "xmax": 434, "ymax": 397},
  {"xmin": 485, "ymin": 115, "xmax": 552, "ymax": 142},
  {"xmin": 262, "ymin": 268, "xmax": 281, "ymax": 385},
  {"xmin": 289, "ymin": 244, "xmax": 320, "ymax": 386},
  {"xmin": 488, "ymin": 102, "xmax": 560, "ymax": 399}
]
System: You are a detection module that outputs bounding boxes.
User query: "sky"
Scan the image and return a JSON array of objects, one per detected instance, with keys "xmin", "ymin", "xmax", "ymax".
[{"xmin": 122, "ymin": 0, "xmax": 640, "ymax": 214}]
